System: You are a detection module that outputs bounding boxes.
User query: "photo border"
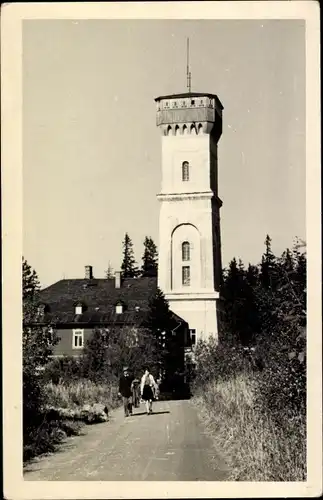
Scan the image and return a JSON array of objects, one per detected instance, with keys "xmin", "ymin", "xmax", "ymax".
[{"xmin": 2, "ymin": 2, "xmax": 321, "ymax": 498}]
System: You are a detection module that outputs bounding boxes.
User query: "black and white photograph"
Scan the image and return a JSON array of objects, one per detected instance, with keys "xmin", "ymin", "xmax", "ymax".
[{"xmin": 2, "ymin": 1, "xmax": 321, "ymax": 498}]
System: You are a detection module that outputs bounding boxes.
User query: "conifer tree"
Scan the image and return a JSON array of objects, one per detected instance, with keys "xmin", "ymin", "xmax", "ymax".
[
  {"xmin": 145, "ymin": 287, "xmax": 173, "ymax": 333},
  {"xmin": 141, "ymin": 236, "xmax": 158, "ymax": 277},
  {"xmin": 120, "ymin": 233, "xmax": 139, "ymax": 278},
  {"xmin": 23, "ymin": 256, "xmax": 40, "ymax": 302},
  {"xmin": 105, "ymin": 262, "xmax": 115, "ymax": 279},
  {"xmin": 260, "ymin": 234, "xmax": 278, "ymax": 289}
]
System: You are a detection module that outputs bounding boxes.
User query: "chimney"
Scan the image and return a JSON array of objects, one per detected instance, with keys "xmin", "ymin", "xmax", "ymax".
[
  {"xmin": 115, "ymin": 271, "xmax": 121, "ymax": 289},
  {"xmin": 85, "ymin": 265, "xmax": 93, "ymax": 280}
]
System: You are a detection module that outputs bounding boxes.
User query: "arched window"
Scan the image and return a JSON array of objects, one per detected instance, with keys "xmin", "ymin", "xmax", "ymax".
[
  {"xmin": 175, "ymin": 125, "xmax": 180, "ymax": 136},
  {"xmin": 182, "ymin": 241, "xmax": 190, "ymax": 261},
  {"xmin": 182, "ymin": 161, "xmax": 189, "ymax": 181},
  {"xmin": 167, "ymin": 125, "xmax": 172, "ymax": 136}
]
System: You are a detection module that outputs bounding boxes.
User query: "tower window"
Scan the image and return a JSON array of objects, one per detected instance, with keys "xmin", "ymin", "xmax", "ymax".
[
  {"xmin": 182, "ymin": 266, "xmax": 190, "ymax": 286},
  {"xmin": 182, "ymin": 161, "xmax": 189, "ymax": 181},
  {"xmin": 182, "ymin": 241, "xmax": 190, "ymax": 261}
]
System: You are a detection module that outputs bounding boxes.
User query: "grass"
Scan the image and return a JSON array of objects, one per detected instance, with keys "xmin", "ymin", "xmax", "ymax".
[
  {"xmin": 24, "ymin": 379, "xmax": 120, "ymax": 464},
  {"xmin": 45, "ymin": 379, "xmax": 119, "ymax": 410},
  {"xmin": 193, "ymin": 373, "xmax": 306, "ymax": 481}
]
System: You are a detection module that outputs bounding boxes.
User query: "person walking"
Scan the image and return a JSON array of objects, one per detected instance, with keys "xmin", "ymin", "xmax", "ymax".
[
  {"xmin": 118, "ymin": 366, "xmax": 134, "ymax": 417},
  {"xmin": 140, "ymin": 367, "xmax": 157, "ymax": 415},
  {"xmin": 132, "ymin": 375, "xmax": 140, "ymax": 408}
]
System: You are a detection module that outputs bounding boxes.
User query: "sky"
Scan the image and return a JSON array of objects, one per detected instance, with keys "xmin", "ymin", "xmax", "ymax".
[{"xmin": 23, "ymin": 19, "xmax": 305, "ymax": 288}]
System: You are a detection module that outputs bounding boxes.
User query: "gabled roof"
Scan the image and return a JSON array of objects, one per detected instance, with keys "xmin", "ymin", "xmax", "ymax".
[
  {"xmin": 33, "ymin": 276, "xmax": 187, "ymax": 329},
  {"xmin": 39, "ymin": 277, "xmax": 157, "ymax": 314}
]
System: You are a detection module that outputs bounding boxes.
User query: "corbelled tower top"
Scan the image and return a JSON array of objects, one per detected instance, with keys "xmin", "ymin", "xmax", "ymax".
[{"xmin": 155, "ymin": 92, "xmax": 224, "ymax": 140}]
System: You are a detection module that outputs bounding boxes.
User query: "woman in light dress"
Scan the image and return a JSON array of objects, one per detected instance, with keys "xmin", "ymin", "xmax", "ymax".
[{"xmin": 140, "ymin": 367, "xmax": 158, "ymax": 415}]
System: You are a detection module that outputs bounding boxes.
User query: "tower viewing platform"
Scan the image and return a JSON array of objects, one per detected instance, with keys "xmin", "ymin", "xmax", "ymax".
[{"xmin": 155, "ymin": 92, "xmax": 223, "ymax": 139}]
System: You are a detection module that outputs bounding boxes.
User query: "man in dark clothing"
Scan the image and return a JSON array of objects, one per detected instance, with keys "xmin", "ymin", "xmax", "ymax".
[{"xmin": 118, "ymin": 366, "xmax": 134, "ymax": 417}]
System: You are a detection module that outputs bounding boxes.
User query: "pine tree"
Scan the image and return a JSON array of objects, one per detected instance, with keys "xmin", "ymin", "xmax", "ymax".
[
  {"xmin": 120, "ymin": 233, "xmax": 139, "ymax": 278},
  {"xmin": 145, "ymin": 287, "xmax": 172, "ymax": 333},
  {"xmin": 141, "ymin": 236, "xmax": 158, "ymax": 277},
  {"xmin": 23, "ymin": 256, "xmax": 40, "ymax": 302},
  {"xmin": 105, "ymin": 262, "xmax": 115, "ymax": 279},
  {"xmin": 260, "ymin": 235, "xmax": 278, "ymax": 289},
  {"xmin": 144, "ymin": 287, "xmax": 175, "ymax": 372}
]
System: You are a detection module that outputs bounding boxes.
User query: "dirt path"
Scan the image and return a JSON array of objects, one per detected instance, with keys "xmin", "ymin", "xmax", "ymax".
[{"xmin": 24, "ymin": 399, "xmax": 228, "ymax": 481}]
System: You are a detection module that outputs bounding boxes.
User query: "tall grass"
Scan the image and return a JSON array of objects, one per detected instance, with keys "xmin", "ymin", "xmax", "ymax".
[
  {"xmin": 45, "ymin": 379, "xmax": 119, "ymax": 410},
  {"xmin": 194, "ymin": 373, "xmax": 306, "ymax": 481}
]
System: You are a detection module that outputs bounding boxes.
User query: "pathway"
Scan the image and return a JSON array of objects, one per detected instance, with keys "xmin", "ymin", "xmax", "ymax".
[{"xmin": 24, "ymin": 399, "xmax": 228, "ymax": 481}]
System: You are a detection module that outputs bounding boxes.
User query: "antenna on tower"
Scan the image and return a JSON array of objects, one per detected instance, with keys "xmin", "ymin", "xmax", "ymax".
[{"xmin": 186, "ymin": 37, "xmax": 192, "ymax": 93}]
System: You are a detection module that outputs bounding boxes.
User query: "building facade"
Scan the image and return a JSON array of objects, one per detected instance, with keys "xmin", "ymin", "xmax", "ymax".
[
  {"xmin": 155, "ymin": 92, "xmax": 224, "ymax": 344},
  {"xmin": 32, "ymin": 267, "xmax": 189, "ymax": 363}
]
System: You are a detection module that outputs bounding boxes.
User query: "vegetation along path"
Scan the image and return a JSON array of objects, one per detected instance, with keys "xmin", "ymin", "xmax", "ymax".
[{"xmin": 24, "ymin": 399, "xmax": 228, "ymax": 481}]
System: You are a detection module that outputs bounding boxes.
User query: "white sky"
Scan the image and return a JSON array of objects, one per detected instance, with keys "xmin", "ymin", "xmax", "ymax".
[{"xmin": 23, "ymin": 19, "xmax": 305, "ymax": 287}]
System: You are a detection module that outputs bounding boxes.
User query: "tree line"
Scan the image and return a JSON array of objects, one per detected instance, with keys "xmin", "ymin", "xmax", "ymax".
[
  {"xmin": 105, "ymin": 234, "xmax": 158, "ymax": 279},
  {"xmin": 196, "ymin": 234, "xmax": 306, "ymax": 426}
]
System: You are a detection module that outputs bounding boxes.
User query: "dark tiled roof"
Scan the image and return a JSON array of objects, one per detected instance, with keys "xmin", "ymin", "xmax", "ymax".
[{"xmin": 36, "ymin": 277, "xmax": 158, "ymax": 326}]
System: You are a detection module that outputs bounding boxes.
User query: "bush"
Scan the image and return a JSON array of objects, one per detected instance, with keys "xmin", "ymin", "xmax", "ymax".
[
  {"xmin": 193, "ymin": 337, "xmax": 254, "ymax": 388},
  {"xmin": 43, "ymin": 356, "xmax": 84, "ymax": 384}
]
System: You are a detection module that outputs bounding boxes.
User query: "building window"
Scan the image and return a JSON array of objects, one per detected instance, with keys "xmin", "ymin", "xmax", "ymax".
[
  {"xmin": 182, "ymin": 100, "xmax": 186, "ymax": 107},
  {"xmin": 182, "ymin": 161, "xmax": 189, "ymax": 181},
  {"xmin": 75, "ymin": 304, "xmax": 83, "ymax": 315},
  {"xmin": 190, "ymin": 329, "xmax": 196, "ymax": 346},
  {"xmin": 116, "ymin": 303, "xmax": 123, "ymax": 314},
  {"xmin": 182, "ymin": 241, "xmax": 190, "ymax": 261},
  {"xmin": 73, "ymin": 329, "xmax": 84, "ymax": 349},
  {"xmin": 191, "ymin": 99, "xmax": 195, "ymax": 106},
  {"xmin": 199, "ymin": 99, "xmax": 204, "ymax": 106},
  {"xmin": 165, "ymin": 101, "xmax": 169, "ymax": 108},
  {"xmin": 182, "ymin": 266, "xmax": 190, "ymax": 286}
]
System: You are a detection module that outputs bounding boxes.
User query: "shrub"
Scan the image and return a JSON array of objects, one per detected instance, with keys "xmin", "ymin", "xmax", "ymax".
[
  {"xmin": 43, "ymin": 356, "xmax": 84, "ymax": 384},
  {"xmin": 193, "ymin": 337, "xmax": 254, "ymax": 389}
]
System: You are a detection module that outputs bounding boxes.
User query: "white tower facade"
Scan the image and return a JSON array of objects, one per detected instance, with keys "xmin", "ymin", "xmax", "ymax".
[{"xmin": 155, "ymin": 92, "xmax": 223, "ymax": 344}]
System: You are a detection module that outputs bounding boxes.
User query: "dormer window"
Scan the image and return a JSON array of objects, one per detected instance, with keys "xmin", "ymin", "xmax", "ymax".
[
  {"xmin": 75, "ymin": 303, "xmax": 83, "ymax": 315},
  {"xmin": 116, "ymin": 302, "xmax": 123, "ymax": 314}
]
